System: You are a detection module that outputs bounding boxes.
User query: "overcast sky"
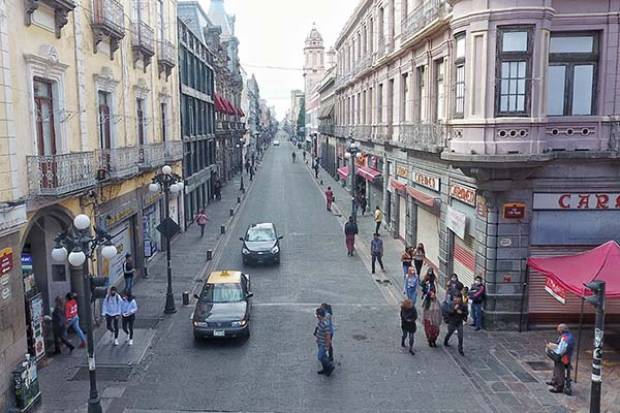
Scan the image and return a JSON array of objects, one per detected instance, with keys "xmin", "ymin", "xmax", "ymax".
[{"xmin": 200, "ymin": 0, "xmax": 359, "ymax": 120}]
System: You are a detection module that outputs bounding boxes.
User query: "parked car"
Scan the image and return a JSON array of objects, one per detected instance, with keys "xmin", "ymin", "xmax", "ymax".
[
  {"xmin": 240, "ymin": 223, "xmax": 283, "ymax": 265},
  {"xmin": 192, "ymin": 271, "xmax": 252, "ymax": 340},
  {"xmin": 273, "ymin": 140, "xmax": 280, "ymax": 146}
]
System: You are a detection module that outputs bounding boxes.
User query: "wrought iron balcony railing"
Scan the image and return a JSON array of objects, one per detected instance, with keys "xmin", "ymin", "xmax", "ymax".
[
  {"xmin": 96, "ymin": 146, "xmax": 139, "ymax": 179},
  {"xmin": 164, "ymin": 140, "xmax": 183, "ymax": 162},
  {"xmin": 158, "ymin": 39, "xmax": 176, "ymax": 77},
  {"xmin": 92, "ymin": 0, "xmax": 125, "ymax": 40},
  {"xmin": 132, "ymin": 21, "xmax": 155, "ymax": 66},
  {"xmin": 27, "ymin": 152, "xmax": 96, "ymax": 197},
  {"xmin": 138, "ymin": 142, "xmax": 165, "ymax": 170},
  {"xmin": 401, "ymin": 0, "xmax": 447, "ymax": 41},
  {"xmin": 398, "ymin": 122, "xmax": 447, "ymax": 152}
]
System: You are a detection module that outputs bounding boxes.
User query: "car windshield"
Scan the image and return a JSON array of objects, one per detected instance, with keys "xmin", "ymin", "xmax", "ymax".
[
  {"xmin": 246, "ymin": 227, "xmax": 276, "ymax": 242},
  {"xmin": 200, "ymin": 283, "xmax": 244, "ymax": 303}
]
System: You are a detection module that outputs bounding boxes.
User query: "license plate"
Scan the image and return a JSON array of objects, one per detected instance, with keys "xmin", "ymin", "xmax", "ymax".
[{"xmin": 213, "ymin": 330, "xmax": 225, "ymax": 337}]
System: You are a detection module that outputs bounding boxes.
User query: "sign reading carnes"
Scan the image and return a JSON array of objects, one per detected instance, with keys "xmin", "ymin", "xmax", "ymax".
[
  {"xmin": 450, "ymin": 184, "xmax": 476, "ymax": 207},
  {"xmin": 533, "ymin": 193, "xmax": 620, "ymax": 210},
  {"xmin": 413, "ymin": 172, "xmax": 440, "ymax": 192}
]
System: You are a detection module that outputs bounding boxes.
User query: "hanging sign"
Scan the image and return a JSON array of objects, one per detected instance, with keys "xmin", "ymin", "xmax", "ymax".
[
  {"xmin": 395, "ymin": 164, "xmax": 409, "ymax": 179},
  {"xmin": 0, "ymin": 248, "xmax": 13, "ymax": 275},
  {"xmin": 544, "ymin": 277, "xmax": 567, "ymax": 304}
]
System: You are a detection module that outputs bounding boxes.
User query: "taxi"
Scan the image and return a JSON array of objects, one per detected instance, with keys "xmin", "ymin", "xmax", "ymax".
[{"xmin": 192, "ymin": 270, "xmax": 252, "ymax": 340}]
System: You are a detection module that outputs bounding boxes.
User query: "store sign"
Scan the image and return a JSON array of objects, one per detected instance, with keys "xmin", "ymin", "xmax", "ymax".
[
  {"xmin": 476, "ymin": 195, "xmax": 488, "ymax": 218},
  {"xmin": 30, "ymin": 294, "xmax": 46, "ymax": 359},
  {"xmin": 544, "ymin": 277, "xmax": 567, "ymax": 304},
  {"xmin": 395, "ymin": 164, "xmax": 409, "ymax": 179},
  {"xmin": 143, "ymin": 192, "xmax": 160, "ymax": 207},
  {"xmin": 0, "ymin": 248, "xmax": 13, "ymax": 274},
  {"xmin": 446, "ymin": 206, "xmax": 467, "ymax": 239},
  {"xmin": 413, "ymin": 172, "xmax": 440, "ymax": 192},
  {"xmin": 450, "ymin": 184, "xmax": 476, "ymax": 206},
  {"xmin": 533, "ymin": 192, "xmax": 620, "ymax": 210},
  {"xmin": 105, "ymin": 207, "xmax": 136, "ymax": 228},
  {"xmin": 503, "ymin": 203, "xmax": 526, "ymax": 219}
]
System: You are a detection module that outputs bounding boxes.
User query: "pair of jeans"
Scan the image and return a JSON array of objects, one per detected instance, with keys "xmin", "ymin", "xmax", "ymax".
[
  {"xmin": 124, "ymin": 274, "xmax": 134, "ymax": 292},
  {"xmin": 405, "ymin": 287, "xmax": 418, "ymax": 304},
  {"xmin": 445, "ymin": 323, "xmax": 464, "ymax": 350},
  {"xmin": 199, "ymin": 224, "xmax": 206, "ymax": 238},
  {"xmin": 317, "ymin": 344, "xmax": 333, "ymax": 371},
  {"xmin": 106, "ymin": 315, "xmax": 119, "ymax": 338},
  {"xmin": 472, "ymin": 302, "xmax": 483, "ymax": 329},
  {"xmin": 122, "ymin": 314, "xmax": 135, "ymax": 339},
  {"xmin": 401, "ymin": 330, "xmax": 415, "ymax": 349},
  {"xmin": 375, "ymin": 221, "xmax": 381, "ymax": 234},
  {"xmin": 371, "ymin": 254, "xmax": 384, "ymax": 273},
  {"xmin": 67, "ymin": 316, "xmax": 86, "ymax": 343}
]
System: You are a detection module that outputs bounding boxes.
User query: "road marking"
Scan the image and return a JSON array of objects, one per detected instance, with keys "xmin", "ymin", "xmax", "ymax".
[{"xmin": 251, "ymin": 302, "xmax": 394, "ymax": 308}]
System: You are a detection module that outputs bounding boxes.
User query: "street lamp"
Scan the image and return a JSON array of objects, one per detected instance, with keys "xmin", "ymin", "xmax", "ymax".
[
  {"xmin": 51, "ymin": 214, "xmax": 118, "ymax": 413},
  {"xmin": 149, "ymin": 165, "xmax": 184, "ymax": 314},
  {"xmin": 345, "ymin": 138, "xmax": 361, "ymax": 221}
]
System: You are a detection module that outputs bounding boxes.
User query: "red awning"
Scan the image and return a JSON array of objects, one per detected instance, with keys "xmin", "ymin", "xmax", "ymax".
[
  {"xmin": 337, "ymin": 166, "xmax": 349, "ymax": 180},
  {"xmin": 214, "ymin": 95, "xmax": 225, "ymax": 113},
  {"xmin": 356, "ymin": 166, "xmax": 381, "ymax": 182},
  {"xmin": 237, "ymin": 107, "xmax": 245, "ymax": 117},
  {"xmin": 389, "ymin": 178, "xmax": 406, "ymax": 193},
  {"xmin": 406, "ymin": 186, "xmax": 436, "ymax": 209},
  {"xmin": 527, "ymin": 241, "xmax": 620, "ymax": 298},
  {"xmin": 224, "ymin": 99, "xmax": 236, "ymax": 115}
]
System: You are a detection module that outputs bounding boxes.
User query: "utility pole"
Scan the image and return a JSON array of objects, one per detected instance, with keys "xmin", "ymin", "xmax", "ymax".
[{"xmin": 584, "ymin": 280, "xmax": 605, "ymax": 413}]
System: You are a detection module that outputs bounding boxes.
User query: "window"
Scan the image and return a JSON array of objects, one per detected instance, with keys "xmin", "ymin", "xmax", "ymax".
[
  {"xmin": 435, "ymin": 59, "xmax": 445, "ymax": 121},
  {"xmin": 161, "ymin": 102, "xmax": 168, "ymax": 141},
  {"xmin": 388, "ymin": 79, "xmax": 394, "ymax": 125},
  {"xmin": 454, "ymin": 34, "xmax": 466, "ymax": 117},
  {"xmin": 199, "ymin": 283, "xmax": 244, "ymax": 303},
  {"xmin": 368, "ymin": 87, "xmax": 373, "ymax": 124},
  {"xmin": 362, "ymin": 90, "xmax": 367, "ymax": 124},
  {"xmin": 98, "ymin": 91, "xmax": 111, "ymax": 149},
  {"xmin": 401, "ymin": 73, "xmax": 408, "ymax": 122},
  {"xmin": 547, "ymin": 32, "xmax": 598, "ymax": 116},
  {"xmin": 33, "ymin": 78, "xmax": 57, "ymax": 156},
  {"xmin": 137, "ymin": 98, "xmax": 145, "ymax": 145},
  {"xmin": 417, "ymin": 66, "xmax": 426, "ymax": 121},
  {"xmin": 496, "ymin": 27, "xmax": 533, "ymax": 116},
  {"xmin": 369, "ymin": 18, "xmax": 374, "ymax": 53},
  {"xmin": 377, "ymin": 83, "xmax": 383, "ymax": 123}
]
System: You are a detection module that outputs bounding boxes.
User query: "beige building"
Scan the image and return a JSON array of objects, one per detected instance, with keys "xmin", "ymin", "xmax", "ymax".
[{"xmin": 0, "ymin": 0, "xmax": 181, "ymax": 406}]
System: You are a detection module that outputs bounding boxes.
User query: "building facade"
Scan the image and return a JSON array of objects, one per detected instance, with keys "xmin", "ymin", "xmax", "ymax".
[
  {"xmin": 332, "ymin": 0, "xmax": 620, "ymax": 329},
  {"xmin": 0, "ymin": 0, "xmax": 181, "ymax": 407}
]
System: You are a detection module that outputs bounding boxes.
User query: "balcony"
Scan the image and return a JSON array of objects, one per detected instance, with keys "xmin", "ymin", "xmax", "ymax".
[
  {"xmin": 401, "ymin": 0, "xmax": 448, "ymax": 43},
  {"xmin": 25, "ymin": 0, "xmax": 76, "ymax": 38},
  {"xmin": 352, "ymin": 125, "xmax": 372, "ymax": 142},
  {"xmin": 132, "ymin": 21, "xmax": 155, "ymax": 68},
  {"xmin": 164, "ymin": 140, "xmax": 183, "ymax": 162},
  {"xmin": 138, "ymin": 143, "xmax": 165, "ymax": 170},
  {"xmin": 158, "ymin": 40, "xmax": 176, "ymax": 78},
  {"xmin": 92, "ymin": 0, "xmax": 125, "ymax": 57},
  {"xmin": 398, "ymin": 122, "xmax": 447, "ymax": 153},
  {"xmin": 319, "ymin": 124, "xmax": 335, "ymax": 136},
  {"xmin": 96, "ymin": 146, "xmax": 139, "ymax": 180},
  {"xmin": 27, "ymin": 152, "xmax": 96, "ymax": 197}
]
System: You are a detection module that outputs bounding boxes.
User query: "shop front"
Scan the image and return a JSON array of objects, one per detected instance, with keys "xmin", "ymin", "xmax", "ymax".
[
  {"xmin": 142, "ymin": 190, "xmax": 161, "ymax": 261},
  {"xmin": 409, "ymin": 170, "xmax": 442, "ymax": 271},
  {"xmin": 447, "ymin": 183, "xmax": 477, "ymax": 288},
  {"xmin": 393, "ymin": 163, "xmax": 409, "ymax": 242},
  {"xmin": 97, "ymin": 201, "xmax": 137, "ymax": 287},
  {"xmin": 362, "ymin": 154, "xmax": 383, "ymax": 212}
]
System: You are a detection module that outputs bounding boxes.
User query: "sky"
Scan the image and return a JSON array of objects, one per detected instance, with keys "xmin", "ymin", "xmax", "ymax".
[{"xmin": 199, "ymin": 0, "xmax": 359, "ymax": 120}]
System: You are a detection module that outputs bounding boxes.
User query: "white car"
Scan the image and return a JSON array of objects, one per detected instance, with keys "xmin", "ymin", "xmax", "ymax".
[{"xmin": 273, "ymin": 140, "xmax": 280, "ymax": 146}]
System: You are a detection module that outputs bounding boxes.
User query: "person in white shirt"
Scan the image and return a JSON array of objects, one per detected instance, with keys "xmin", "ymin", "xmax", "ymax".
[
  {"xmin": 121, "ymin": 292, "xmax": 138, "ymax": 345},
  {"xmin": 102, "ymin": 287, "xmax": 123, "ymax": 345}
]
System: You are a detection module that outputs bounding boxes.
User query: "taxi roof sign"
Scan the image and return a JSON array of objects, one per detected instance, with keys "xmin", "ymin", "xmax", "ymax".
[{"xmin": 208, "ymin": 270, "xmax": 243, "ymax": 284}]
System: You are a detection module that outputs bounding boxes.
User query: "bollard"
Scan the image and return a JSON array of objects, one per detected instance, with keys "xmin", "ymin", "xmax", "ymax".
[
  {"xmin": 320, "ymin": 180, "xmax": 323, "ymax": 185},
  {"xmin": 206, "ymin": 249, "xmax": 213, "ymax": 261},
  {"xmin": 229, "ymin": 208, "xmax": 234, "ymax": 217},
  {"xmin": 182, "ymin": 291, "xmax": 190, "ymax": 306},
  {"xmin": 220, "ymin": 224, "xmax": 226, "ymax": 234},
  {"xmin": 237, "ymin": 196, "xmax": 241, "ymax": 204}
]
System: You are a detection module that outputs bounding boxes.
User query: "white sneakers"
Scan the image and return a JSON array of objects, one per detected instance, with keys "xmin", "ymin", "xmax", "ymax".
[
  {"xmin": 129, "ymin": 339, "xmax": 133, "ymax": 346},
  {"xmin": 114, "ymin": 338, "xmax": 119, "ymax": 346}
]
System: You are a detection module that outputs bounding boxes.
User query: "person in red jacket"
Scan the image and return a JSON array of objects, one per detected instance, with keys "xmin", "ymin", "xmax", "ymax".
[
  {"xmin": 64, "ymin": 292, "xmax": 86, "ymax": 347},
  {"xmin": 325, "ymin": 187, "xmax": 335, "ymax": 211}
]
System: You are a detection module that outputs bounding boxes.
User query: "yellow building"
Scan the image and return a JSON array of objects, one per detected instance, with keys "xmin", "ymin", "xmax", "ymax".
[{"xmin": 0, "ymin": 0, "xmax": 181, "ymax": 407}]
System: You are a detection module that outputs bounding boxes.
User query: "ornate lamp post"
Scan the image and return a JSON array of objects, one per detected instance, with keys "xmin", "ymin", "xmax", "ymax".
[
  {"xmin": 149, "ymin": 165, "xmax": 184, "ymax": 314},
  {"xmin": 345, "ymin": 138, "xmax": 361, "ymax": 222},
  {"xmin": 51, "ymin": 214, "xmax": 118, "ymax": 413}
]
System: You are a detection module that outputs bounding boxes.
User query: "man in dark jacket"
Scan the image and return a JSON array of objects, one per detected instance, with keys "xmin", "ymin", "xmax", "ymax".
[
  {"xmin": 468, "ymin": 276, "xmax": 485, "ymax": 330},
  {"xmin": 52, "ymin": 296, "xmax": 75, "ymax": 354},
  {"xmin": 344, "ymin": 216, "xmax": 358, "ymax": 256},
  {"xmin": 444, "ymin": 295, "xmax": 468, "ymax": 355}
]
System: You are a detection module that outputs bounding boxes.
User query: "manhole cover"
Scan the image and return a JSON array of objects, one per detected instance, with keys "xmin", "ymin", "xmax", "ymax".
[
  {"xmin": 133, "ymin": 318, "xmax": 160, "ymax": 329},
  {"xmin": 525, "ymin": 361, "xmax": 552, "ymax": 371},
  {"xmin": 352, "ymin": 334, "xmax": 367, "ymax": 341},
  {"xmin": 70, "ymin": 366, "xmax": 132, "ymax": 382}
]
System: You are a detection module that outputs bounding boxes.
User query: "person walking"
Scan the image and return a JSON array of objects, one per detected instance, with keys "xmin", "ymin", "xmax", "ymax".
[
  {"xmin": 403, "ymin": 266, "xmax": 419, "ymax": 304},
  {"xmin": 249, "ymin": 165, "xmax": 255, "ymax": 181},
  {"xmin": 325, "ymin": 187, "xmax": 335, "ymax": 211},
  {"xmin": 401, "ymin": 246, "xmax": 413, "ymax": 276},
  {"xmin": 302, "ymin": 150, "xmax": 307, "ymax": 162},
  {"xmin": 370, "ymin": 233, "xmax": 385, "ymax": 274},
  {"xmin": 413, "ymin": 243, "xmax": 426, "ymax": 275},
  {"xmin": 468, "ymin": 276, "xmax": 486, "ymax": 330},
  {"xmin": 52, "ymin": 296, "xmax": 75, "ymax": 354},
  {"xmin": 64, "ymin": 292, "xmax": 86, "ymax": 348},
  {"xmin": 443, "ymin": 295, "xmax": 468, "ymax": 355},
  {"xmin": 314, "ymin": 307, "xmax": 335, "ymax": 376},
  {"xmin": 545, "ymin": 323, "xmax": 574, "ymax": 394},
  {"xmin": 359, "ymin": 193, "xmax": 367, "ymax": 216},
  {"xmin": 102, "ymin": 287, "xmax": 123, "ymax": 346},
  {"xmin": 314, "ymin": 158, "xmax": 320, "ymax": 179},
  {"xmin": 121, "ymin": 292, "xmax": 138, "ymax": 346},
  {"xmin": 196, "ymin": 209, "xmax": 209, "ymax": 238},
  {"xmin": 344, "ymin": 216, "xmax": 358, "ymax": 256},
  {"xmin": 445, "ymin": 273, "xmax": 464, "ymax": 304},
  {"xmin": 244, "ymin": 158, "xmax": 251, "ymax": 175},
  {"xmin": 214, "ymin": 178, "xmax": 222, "ymax": 200},
  {"xmin": 123, "ymin": 253, "xmax": 136, "ymax": 293},
  {"xmin": 374, "ymin": 206, "xmax": 383, "ymax": 234},
  {"xmin": 400, "ymin": 299, "xmax": 418, "ymax": 355},
  {"xmin": 320, "ymin": 303, "xmax": 334, "ymax": 362}
]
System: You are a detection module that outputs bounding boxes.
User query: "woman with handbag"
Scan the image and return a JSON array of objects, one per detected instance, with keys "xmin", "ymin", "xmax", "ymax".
[
  {"xmin": 401, "ymin": 246, "xmax": 413, "ymax": 276},
  {"xmin": 422, "ymin": 287, "xmax": 442, "ymax": 348}
]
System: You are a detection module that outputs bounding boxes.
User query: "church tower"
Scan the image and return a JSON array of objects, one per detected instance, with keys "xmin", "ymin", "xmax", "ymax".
[{"xmin": 303, "ymin": 23, "xmax": 325, "ymax": 95}]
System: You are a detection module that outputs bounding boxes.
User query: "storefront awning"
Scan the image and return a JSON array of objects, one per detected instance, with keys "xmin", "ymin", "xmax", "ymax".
[
  {"xmin": 318, "ymin": 103, "xmax": 334, "ymax": 120},
  {"xmin": 337, "ymin": 166, "xmax": 349, "ymax": 180},
  {"xmin": 390, "ymin": 178, "xmax": 406, "ymax": 193},
  {"xmin": 214, "ymin": 94, "xmax": 225, "ymax": 113},
  {"xmin": 356, "ymin": 166, "xmax": 381, "ymax": 182},
  {"xmin": 406, "ymin": 186, "xmax": 437, "ymax": 209}
]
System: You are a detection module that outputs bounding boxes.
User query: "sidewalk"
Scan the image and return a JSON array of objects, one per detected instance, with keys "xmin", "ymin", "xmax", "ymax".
[{"xmin": 34, "ymin": 160, "xmax": 263, "ymax": 412}]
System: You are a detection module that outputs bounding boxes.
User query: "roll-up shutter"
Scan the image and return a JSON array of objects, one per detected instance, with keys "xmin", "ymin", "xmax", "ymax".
[
  {"xmin": 398, "ymin": 195, "xmax": 407, "ymax": 241},
  {"xmin": 453, "ymin": 234, "xmax": 475, "ymax": 288},
  {"xmin": 416, "ymin": 206, "xmax": 440, "ymax": 270}
]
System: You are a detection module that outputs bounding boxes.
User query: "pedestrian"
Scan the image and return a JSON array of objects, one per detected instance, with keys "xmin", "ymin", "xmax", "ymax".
[
  {"xmin": 214, "ymin": 178, "xmax": 222, "ymax": 200},
  {"xmin": 403, "ymin": 266, "xmax": 419, "ymax": 304},
  {"xmin": 545, "ymin": 323, "xmax": 574, "ymax": 394},
  {"xmin": 245, "ymin": 159, "xmax": 251, "ymax": 174},
  {"xmin": 374, "ymin": 206, "xmax": 383, "ymax": 234},
  {"xmin": 251, "ymin": 152, "xmax": 255, "ymax": 166},
  {"xmin": 123, "ymin": 253, "xmax": 136, "ymax": 293},
  {"xmin": 344, "ymin": 216, "xmax": 358, "ymax": 256},
  {"xmin": 64, "ymin": 292, "xmax": 86, "ymax": 347},
  {"xmin": 196, "ymin": 209, "xmax": 209, "ymax": 238},
  {"xmin": 320, "ymin": 303, "xmax": 334, "ymax": 361},
  {"xmin": 443, "ymin": 295, "xmax": 468, "ymax": 355},
  {"xmin": 401, "ymin": 245, "xmax": 413, "ymax": 276},
  {"xmin": 303, "ymin": 150, "xmax": 306, "ymax": 162},
  {"xmin": 325, "ymin": 186, "xmax": 335, "ymax": 211},
  {"xmin": 468, "ymin": 276, "xmax": 486, "ymax": 330},
  {"xmin": 359, "ymin": 193, "xmax": 367, "ymax": 216},
  {"xmin": 249, "ymin": 165, "xmax": 254, "ymax": 181},
  {"xmin": 52, "ymin": 296, "xmax": 75, "ymax": 354},
  {"xmin": 370, "ymin": 233, "xmax": 385, "ymax": 274},
  {"xmin": 445, "ymin": 273, "xmax": 464, "ymax": 304},
  {"xmin": 102, "ymin": 286, "xmax": 123, "ymax": 346},
  {"xmin": 121, "ymin": 292, "xmax": 138, "ymax": 346},
  {"xmin": 413, "ymin": 243, "xmax": 425, "ymax": 275},
  {"xmin": 314, "ymin": 307, "xmax": 335, "ymax": 376},
  {"xmin": 400, "ymin": 298, "xmax": 417, "ymax": 355},
  {"xmin": 421, "ymin": 272, "xmax": 442, "ymax": 347}
]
